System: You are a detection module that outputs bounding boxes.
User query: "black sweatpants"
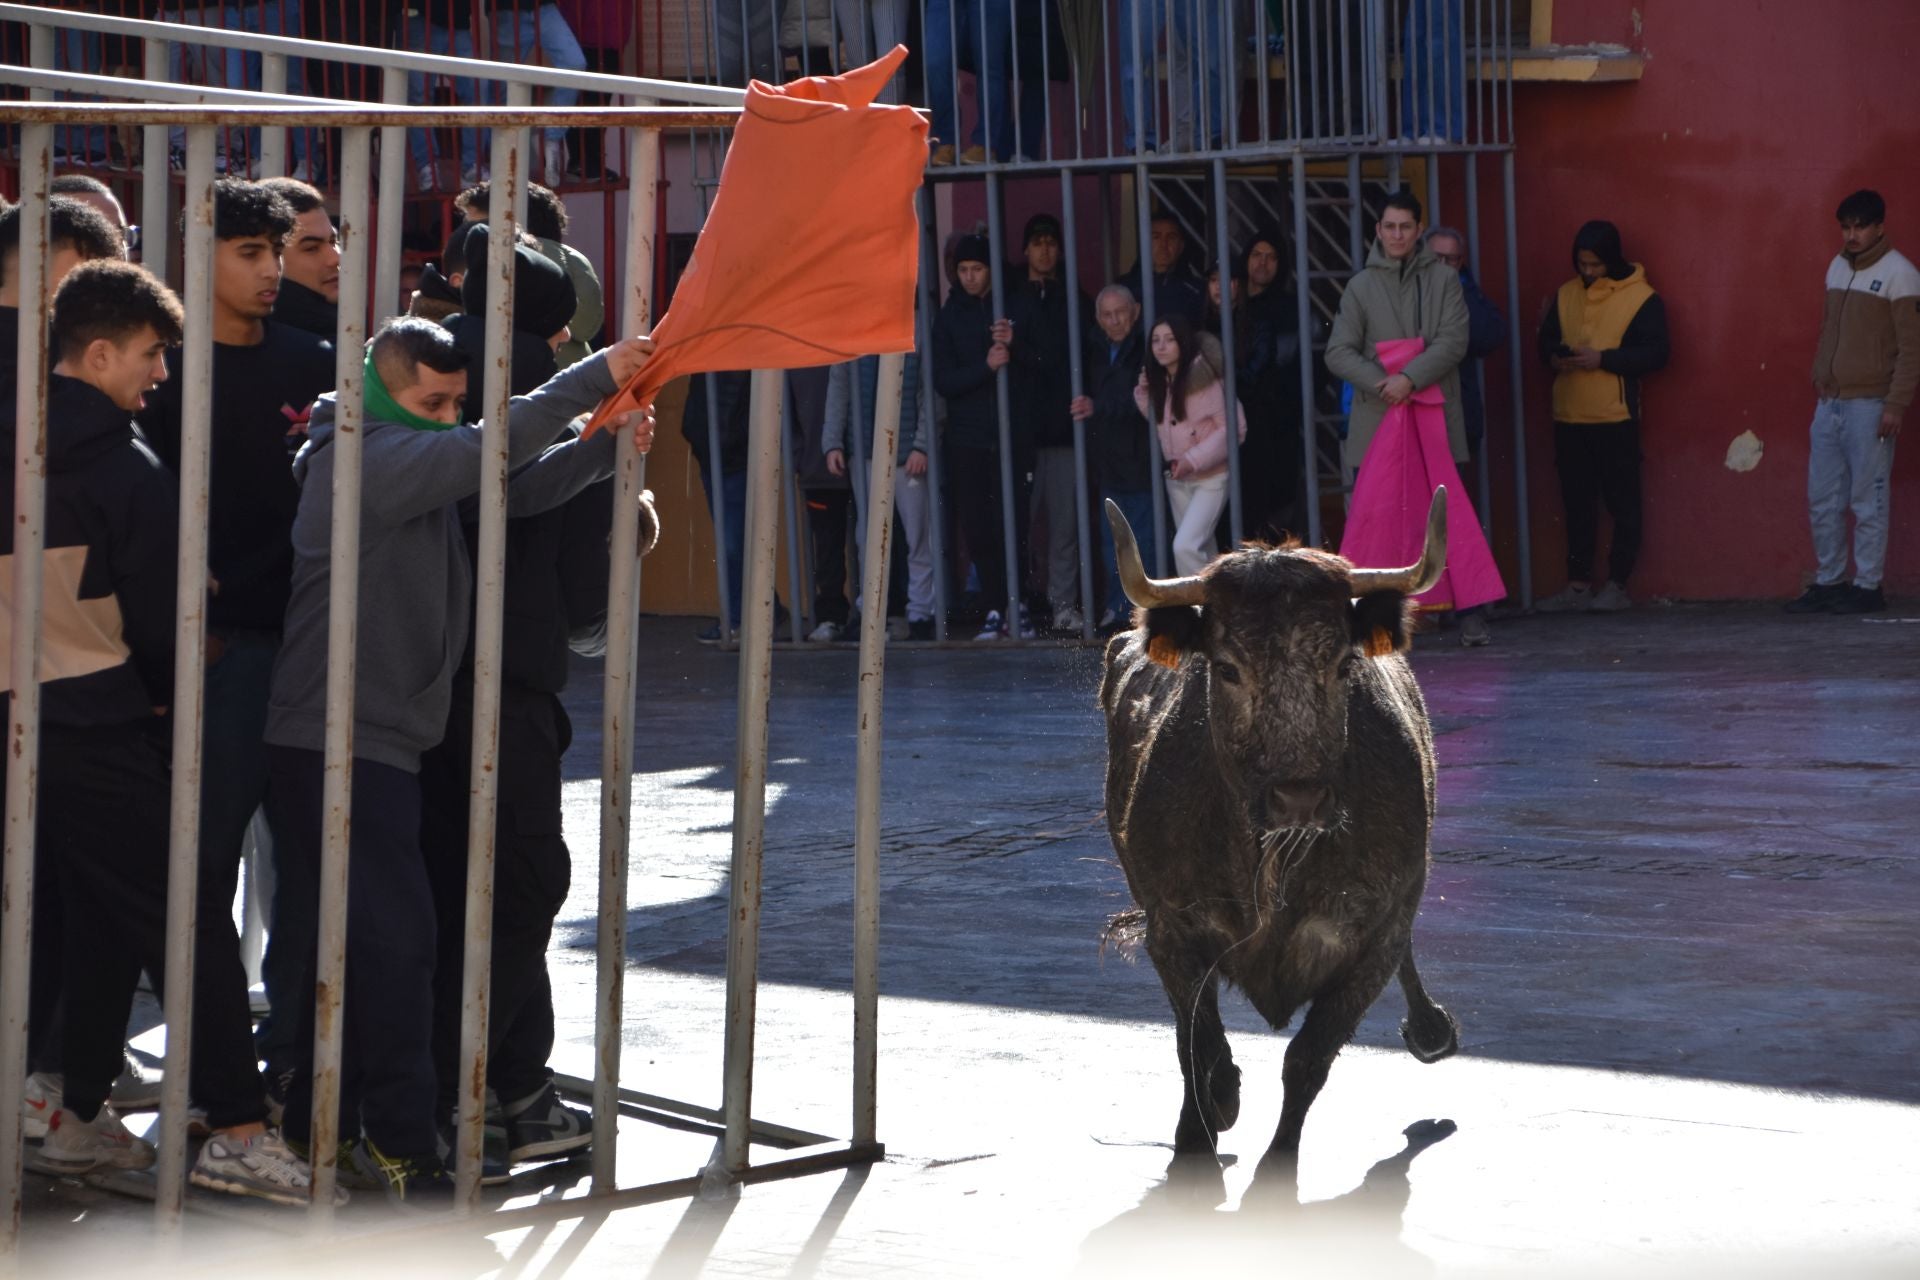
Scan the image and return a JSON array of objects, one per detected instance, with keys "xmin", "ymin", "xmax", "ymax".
[
  {"xmin": 37, "ymin": 722, "xmax": 266, "ymax": 1128},
  {"xmin": 804, "ymin": 488, "xmax": 854, "ymax": 628},
  {"xmin": 1553, "ymin": 420, "xmax": 1644, "ymax": 586},
  {"xmin": 267, "ymin": 745, "xmax": 438, "ymax": 1160},
  {"xmin": 418, "ymin": 684, "xmax": 572, "ymax": 1116},
  {"xmin": 947, "ymin": 445, "xmax": 1033, "ymax": 616}
]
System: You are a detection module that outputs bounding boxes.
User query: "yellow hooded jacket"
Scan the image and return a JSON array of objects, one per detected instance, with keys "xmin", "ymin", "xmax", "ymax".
[{"xmin": 1547, "ymin": 264, "xmax": 1669, "ymax": 424}]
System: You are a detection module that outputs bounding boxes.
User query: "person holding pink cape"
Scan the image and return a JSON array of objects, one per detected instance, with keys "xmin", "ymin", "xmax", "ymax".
[{"xmin": 1327, "ymin": 188, "xmax": 1505, "ymax": 644}]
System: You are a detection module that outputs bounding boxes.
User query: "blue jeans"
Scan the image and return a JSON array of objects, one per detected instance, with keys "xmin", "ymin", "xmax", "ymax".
[
  {"xmin": 493, "ymin": 4, "xmax": 587, "ymax": 144},
  {"xmin": 1100, "ymin": 488, "xmax": 1155, "ymax": 620},
  {"xmin": 1400, "ymin": 0, "xmax": 1466, "ymax": 141},
  {"xmin": 1118, "ymin": 0, "xmax": 1224, "ymax": 151},
  {"xmin": 924, "ymin": 0, "xmax": 1045, "ymax": 160},
  {"xmin": 405, "ymin": 18, "xmax": 480, "ymax": 176},
  {"xmin": 164, "ymin": 3, "xmax": 309, "ymax": 168},
  {"xmin": 1808, "ymin": 397, "xmax": 1897, "ymax": 590}
]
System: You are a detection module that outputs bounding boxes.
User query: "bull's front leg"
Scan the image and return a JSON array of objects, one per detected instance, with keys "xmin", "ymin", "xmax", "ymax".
[{"xmin": 1147, "ymin": 933, "xmax": 1241, "ymax": 1155}]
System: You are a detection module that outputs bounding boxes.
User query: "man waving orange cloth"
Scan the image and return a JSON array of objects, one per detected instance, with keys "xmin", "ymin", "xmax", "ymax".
[{"xmin": 586, "ymin": 47, "xmax": 928, "ymax": 434}]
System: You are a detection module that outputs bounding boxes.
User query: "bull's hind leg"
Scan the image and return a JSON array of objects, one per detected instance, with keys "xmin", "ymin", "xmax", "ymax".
[
  {"xmin": 1147, "ymin": 939, "xmax": 1241, "ymax": 1154},
  {"xmin": 1266, "ymin": 949, "xmax": 1399, "ymax": 1161},
  {"xmin": 1398, "ymin": 946, "xmax": 1460, "ymax": 1063}
]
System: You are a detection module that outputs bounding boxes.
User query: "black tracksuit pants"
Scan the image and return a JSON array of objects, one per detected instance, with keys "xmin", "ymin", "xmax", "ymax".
[
  {"xmin": 418, "ymin": 682, "xmax": 572, "ymax": 1116},
  {"xmin": 267, "ymin": 745, "xmax": 439, "ymax": 1160},
  {"xmin": 1554, "ymin": 420, "xmax": 1644, "ymax": 586},
  {"xmin": 37, "ymin": 722, "xmax": 266, "ymax": 1128}
]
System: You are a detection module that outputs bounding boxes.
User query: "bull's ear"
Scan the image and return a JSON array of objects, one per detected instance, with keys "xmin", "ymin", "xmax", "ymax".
[
  {"xmin": 1349, "ymin": 592, "xmax": 1413, "ymax": 657},
  {"xmin": 1138, "ymin": 604, "xmax": 1205, "ymax": 668}
]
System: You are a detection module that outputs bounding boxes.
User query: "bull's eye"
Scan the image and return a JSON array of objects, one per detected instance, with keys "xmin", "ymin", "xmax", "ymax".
[{"xmin": 1214, "ymin": 661, "xmax": 1243, "ymax": 686}]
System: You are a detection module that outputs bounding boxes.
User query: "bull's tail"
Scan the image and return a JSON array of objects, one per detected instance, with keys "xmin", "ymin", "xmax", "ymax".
[{"xmin": 1397, "ymin": 946, "xmax": 1460, "ymax": 1064}]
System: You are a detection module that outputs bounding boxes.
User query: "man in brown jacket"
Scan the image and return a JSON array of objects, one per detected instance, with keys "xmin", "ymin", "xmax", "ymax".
[{"xmin": 1788, "ymin": 189, "xmax": 1920, "ymax": 614}]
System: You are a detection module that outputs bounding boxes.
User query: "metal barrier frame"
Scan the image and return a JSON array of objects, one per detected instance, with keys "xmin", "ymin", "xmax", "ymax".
[{"xmin": 0, "ymin": 91, "xmax": 896, "ymax": 1247}]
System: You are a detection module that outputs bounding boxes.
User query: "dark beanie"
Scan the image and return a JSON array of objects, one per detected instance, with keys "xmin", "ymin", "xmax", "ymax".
[
  {"xmin": 1024, "ymin": 212, "xmax": 1062, "ymax": 245},
  {"xmin": 460, "ymin": 224, "xmax": 578, "ymax": 340},
  {"xmin": 953, "ymin": 233, "xmax": 991, "ymax": 267}
]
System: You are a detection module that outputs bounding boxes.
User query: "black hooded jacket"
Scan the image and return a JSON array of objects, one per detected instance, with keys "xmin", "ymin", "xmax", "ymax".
[
  {"xmin": 932, "ymin": 286, "xmax": 1000, "ymax": 453},
  {"xmin": 1003, "ymin": 273, "xmax": 1091, "ymax": 450},
  {"xmin": 0, "ymin": 375, "xmax": 178, "ymax": 725},
  {"xmin": 271, "ymin": 277, "xmax": 339, "ymax": 342}
]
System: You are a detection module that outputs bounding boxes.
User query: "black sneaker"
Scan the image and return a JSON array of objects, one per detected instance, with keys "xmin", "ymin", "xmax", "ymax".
[
  {"xmin": 1784, "ymin": 582, "xmax": 1847, "ymax": 614},
  {"xmin": 1829, "ymin": 584, "xmax": 1886, "ymax": 614},
  {"xmin": 501, "ymin": 1081, "xmax": 592, "ymax": 1162},
  {"xmin": 348, "ymin": 1138, "xmax": 455, "ymax": 1203},
  {"xmin": 436, "ymin": 1116, "xmax": 512, "ymax": 1186},
  {"xmin": 907, "ymin": 618, "xmax": 935, "ymax": 642}
]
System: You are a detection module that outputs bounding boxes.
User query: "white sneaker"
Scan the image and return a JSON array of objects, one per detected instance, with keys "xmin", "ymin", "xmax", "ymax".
[
  {"xmin": 974, "ymin": 610, "xmax": 1006, "ymax": 641},
  {"xmin": 1052, "ymin": 606, "xmax": 1085, "ymax": 634},
  {"xmin": 1588, "ymin": 580, "xmax": 1632, "ymax": 612},
  {"xmin": 192, "ymin": 1129, "xmax": 346, "ymax": 1207},
  {"xmin": 885, "ymin": 616, "xmax": 910, "ymax": 641},
  {"xmin": 806, "ymin": 620, "xmax": 843, "ymax": 643},
  {"xmin": 1535, "ymin": 582, "xmax": 1592, "ymax": 613},
  {"xmin": 23, "ymin": 1072, "xmax": 60, "ymax": 1140},
  {"xmin": 37, "ymin": 1105, "xmax": 155, "ymax": 1173},
  {"xmin": 415, "ymin": 163, "xmax": 438, "ymax": 191}
]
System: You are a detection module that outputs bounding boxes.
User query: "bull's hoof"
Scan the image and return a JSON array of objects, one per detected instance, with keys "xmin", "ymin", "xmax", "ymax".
[
  {"xmin": 1172, "ymin": 1111, "xmax": 1219, "ymax": 1156},
  {"xmin": 1206, "ymin": 1061, "xmax": 1242, "ymax": 1133},
  {"xmin": 1400, "ymin": 1004, "xmax": 1460, "ymax": 1064}
]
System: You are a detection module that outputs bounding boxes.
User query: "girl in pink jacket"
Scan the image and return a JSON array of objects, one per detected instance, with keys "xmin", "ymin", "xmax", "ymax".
[{"xmin": 1134, "ymin": 314, "xmax": 1249, "ymax": 575}]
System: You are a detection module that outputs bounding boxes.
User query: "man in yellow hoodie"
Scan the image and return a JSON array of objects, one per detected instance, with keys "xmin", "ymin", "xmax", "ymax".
[
  {"xmin": 1535, "ymin": 220, "xmax": 1670, "ymax": 613},
  {"xmin": 1787, "ymin": 189, "xmax": 1918, "ymax": 615}
]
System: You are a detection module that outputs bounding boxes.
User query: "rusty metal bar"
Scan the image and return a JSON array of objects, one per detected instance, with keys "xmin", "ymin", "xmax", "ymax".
[
  {"xmin": 0, "ymin": 3, "xmax": 746, "ymax": 106},
  {"xmin": 0, "ymin": 102, "xmax": 741, "ymax": 129},
  {"xmin": 154, "ymin": 122, "xmax": 218, "ymax": 1235},
  {"xmin": 140, "ymin": 42, "xmax": 170, "ymax": 278},
  {"xmin": 1502, "ymin": 150, "xmax": 1532, "ymax": 606},
  {"xmin": 308, "ymin": 126, "xmax": 374, "ymax": 1228},
  {"xmin": 375, "ymin": 72, "xmax": 409, "ymax": 328},
  {"xmin": 453, "ymin": 84, "xmax": 530, "ymax": 1213},
  {"xmin": 719, "ymin": 369, "xmax": 784, "ymax": 1177},
  {"xmin": 1059, "ymin": 170, "xmax": 1095, "ymax": 639},
  {"xmin": 1293, "ymin": 154, "xmax": 1323, "ymax": 547},
  {"xmin": 852, "ymin": 352, "xmax": 904, "ymax": 1146},
  {"xmin": 0, "ymin": 121, "xmax": 52, "ymax": 1258},
  {"xmin": 260, "ymin": 52, "xmax": 289, "ymax": 176},
  {"xmin": 592, "ymin": 121, "xmax": 659, "ymax": 1195}
]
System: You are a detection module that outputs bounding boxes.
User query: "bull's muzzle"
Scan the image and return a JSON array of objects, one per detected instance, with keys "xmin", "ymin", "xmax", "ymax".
[{"xmin": 1269, "ymin": 782, "xmax": 1336, "ymax": 832}]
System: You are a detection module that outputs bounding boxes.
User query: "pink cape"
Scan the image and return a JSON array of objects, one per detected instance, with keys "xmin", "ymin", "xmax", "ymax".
[{"xmin": 1338, "ymin": 337, "xmax": 1505, "ymax": 611}]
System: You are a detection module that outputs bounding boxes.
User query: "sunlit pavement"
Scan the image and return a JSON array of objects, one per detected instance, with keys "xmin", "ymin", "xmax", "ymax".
[{"xmin": 20, "ymin": 604, "xmax": 1920, "ymax": 1277}]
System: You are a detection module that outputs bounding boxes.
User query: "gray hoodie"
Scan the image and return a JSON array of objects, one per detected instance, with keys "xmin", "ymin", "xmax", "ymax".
[{"xmin": 265, "ymin": 352, "xmax": 619, "ymax": 772}]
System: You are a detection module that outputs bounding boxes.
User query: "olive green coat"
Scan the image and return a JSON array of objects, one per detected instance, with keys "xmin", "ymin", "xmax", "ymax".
[{"xmin": 1325, "ymin": 240, "xmax": 1471, "ymax": 467}]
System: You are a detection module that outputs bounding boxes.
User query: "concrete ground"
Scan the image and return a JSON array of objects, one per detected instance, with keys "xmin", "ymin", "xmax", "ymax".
[{"xmin": 18, "ymin": 602, "xmax": 1920, "ymax": 1277}]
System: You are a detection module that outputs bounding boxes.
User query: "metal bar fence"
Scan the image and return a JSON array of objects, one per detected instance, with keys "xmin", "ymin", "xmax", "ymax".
[{"xmin": 0, "ymin": 92, "xmax": 898, "ymax": 1250}]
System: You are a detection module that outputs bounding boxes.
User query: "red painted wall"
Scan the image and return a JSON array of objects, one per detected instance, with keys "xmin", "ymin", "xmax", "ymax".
[{"xmin": 1501, "ymin": 0, "xmax": 1920, "ymax": 599}]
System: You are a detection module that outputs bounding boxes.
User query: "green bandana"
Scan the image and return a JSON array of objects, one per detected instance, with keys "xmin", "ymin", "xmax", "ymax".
[{"xmin": 362, "ymin": 349, "xmax": 457, "ymax": 432}]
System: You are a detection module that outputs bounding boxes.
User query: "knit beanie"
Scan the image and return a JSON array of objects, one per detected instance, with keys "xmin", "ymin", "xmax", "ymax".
[
  {"xmin": 953, "ymin": 233, "xmax": 991, "ymax": 268},
  {"xmin": 459, "ymin": 224, "xmax": 579, "ymax": 340}
]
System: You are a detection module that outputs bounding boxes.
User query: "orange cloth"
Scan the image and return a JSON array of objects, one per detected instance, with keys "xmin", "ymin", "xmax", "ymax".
[{"xmin": 586, "ymin": 47, "xmax": 928, "ymax": 434}]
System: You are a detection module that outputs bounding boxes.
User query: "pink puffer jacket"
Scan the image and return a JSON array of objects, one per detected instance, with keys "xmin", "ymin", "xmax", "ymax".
[{"xmin": 1133, "ymin": 334, "xmax": 1248, "ymax": 479}]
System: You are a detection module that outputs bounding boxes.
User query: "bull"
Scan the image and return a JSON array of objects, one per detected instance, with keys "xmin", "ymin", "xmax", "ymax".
[{"xmin": 1099, "ymin": 488, "xmax": 1460, "ymax": 1163}]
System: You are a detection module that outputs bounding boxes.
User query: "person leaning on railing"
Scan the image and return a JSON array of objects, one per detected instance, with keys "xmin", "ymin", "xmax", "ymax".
[{"xmin": 259, "ymin": 318, "xmax": 655, "ymax": 1201}]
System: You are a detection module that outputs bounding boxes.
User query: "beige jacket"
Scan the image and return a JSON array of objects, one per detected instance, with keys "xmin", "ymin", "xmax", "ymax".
[{"xmin": 1811, "ymin": 237, "xmax": 1920, "ymax": 410}]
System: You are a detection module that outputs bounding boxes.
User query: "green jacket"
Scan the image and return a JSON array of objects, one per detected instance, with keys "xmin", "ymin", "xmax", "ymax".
[
  {"xmin": 537, "ymin": 236, "xmax": 603, "ymax": 370},
  {"xmin": 1325, "ymin": 240, "xmax": 1471, "ymax": 467}
]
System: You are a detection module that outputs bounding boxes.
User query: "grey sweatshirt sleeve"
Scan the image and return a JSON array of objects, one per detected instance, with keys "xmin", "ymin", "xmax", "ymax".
[
  {"xmin": 505, "ymin": 422, "xmax": 619, "ymax": 517},
  {"xmin": 822, "ymin": 362, "xmax": 850, "ymax": 456},
  {"xmin": 361, "ymin": 351, "xmax": 621, "ymax": 526},
  {"xmin": 903, "ymin": 350, "xmax": 930, "ymax": 457}
]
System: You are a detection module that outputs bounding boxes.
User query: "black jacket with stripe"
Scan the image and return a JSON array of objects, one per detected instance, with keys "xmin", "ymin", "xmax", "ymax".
[{"xmin": 0, "ymin": 374, "xmax": 179, "ymax": 726}]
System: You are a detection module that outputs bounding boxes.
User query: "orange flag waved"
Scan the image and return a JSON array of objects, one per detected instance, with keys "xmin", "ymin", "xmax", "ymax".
[{"xmin": 585, "ymin": 47, "xmax": 928, "ymax": 435}]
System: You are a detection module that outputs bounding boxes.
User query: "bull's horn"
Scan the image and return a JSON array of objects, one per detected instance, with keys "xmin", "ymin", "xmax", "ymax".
[
  {"xmin": 1349, "ymin": 487, "xmax": 1448, "ymax": 596},
  {"xmin": 1105, "ymin": 498, "xmax": 1207, "ymax": 609}
]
